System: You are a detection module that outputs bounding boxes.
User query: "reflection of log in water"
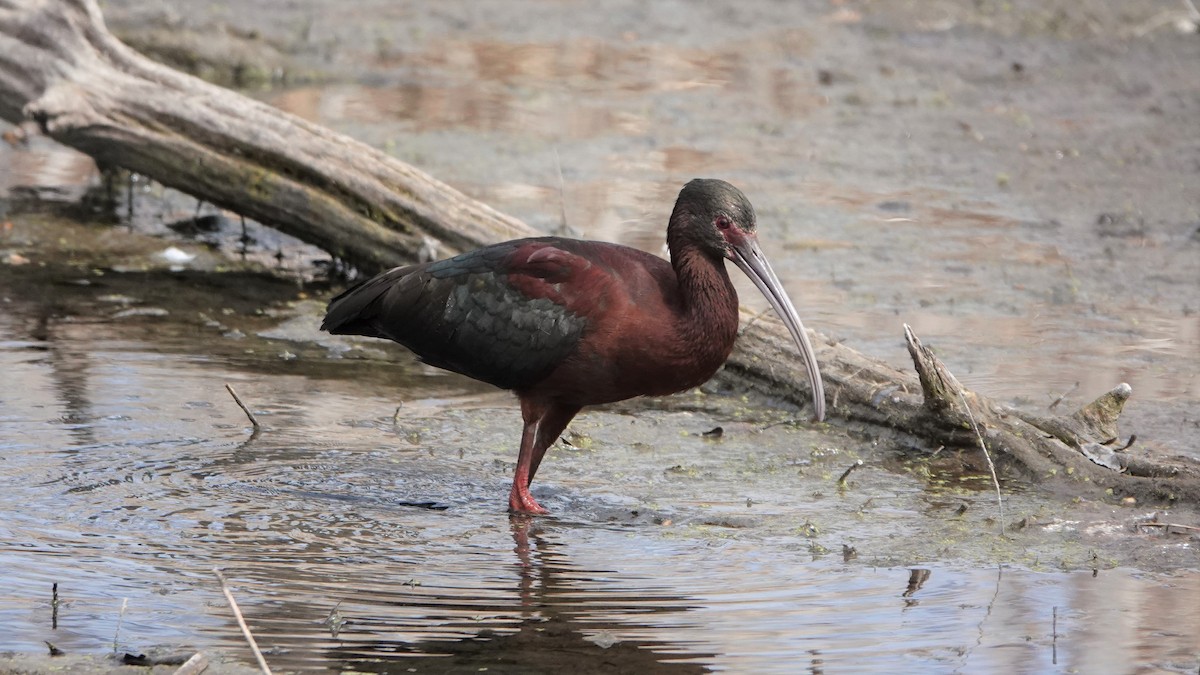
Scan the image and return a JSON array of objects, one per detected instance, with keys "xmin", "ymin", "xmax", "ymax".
[
  {"xmin": 1, "ymin": 0, "xmax": 1197, "ymax": 505},
  {"xmin": 19, "ymin": 309, "xmax": 99, "ymax": 447}
]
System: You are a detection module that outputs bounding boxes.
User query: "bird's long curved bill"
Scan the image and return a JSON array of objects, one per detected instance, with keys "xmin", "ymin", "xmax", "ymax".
[{"xmin": 731, "ymin": 237, "xmax": 826, "ymax": 422}]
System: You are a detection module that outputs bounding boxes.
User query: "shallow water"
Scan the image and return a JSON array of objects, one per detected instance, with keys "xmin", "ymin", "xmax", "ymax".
[
  {"xmin": 2, "ymin": 1, "xmax": 1199, "ymax": 672},
  {"xmin": 243, "ymin": 1, "xmax": 1200, "ymax": 418},
  {"xmin": 3, "ymin": 1, "xmax": 1198, "ymax": 434},
  {"xmin": 1, "ymin": 290, "xmax": 1198, "ymax": 673}
]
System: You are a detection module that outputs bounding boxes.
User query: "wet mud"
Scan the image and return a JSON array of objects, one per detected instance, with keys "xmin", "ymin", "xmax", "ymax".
[{"xmin": 2, "ymin": 0, "xmax": 1199, "ymax": 672}]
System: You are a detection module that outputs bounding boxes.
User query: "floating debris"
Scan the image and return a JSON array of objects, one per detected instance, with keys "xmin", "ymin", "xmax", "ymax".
[
  {"xmin": 159, "ymin": 246, "xmax": 196, "ymax": 264},
  {"xmin": 112, "ymin": 307, "xmax": 169, "ymax": 319}
]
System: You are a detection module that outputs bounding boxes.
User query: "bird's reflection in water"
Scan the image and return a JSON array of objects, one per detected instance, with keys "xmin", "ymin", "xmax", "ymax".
[{"xmin": 318, "ymin": 516, "xmax": 713, "ymax": 674}]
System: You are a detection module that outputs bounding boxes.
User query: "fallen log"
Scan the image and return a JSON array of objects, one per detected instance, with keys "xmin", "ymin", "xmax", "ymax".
[
  {"xmin": 0, "ymin": 0, "xmax": 534, "ymax": 272},
  {"xmin": 724, "ymin": 319, "xmax": 1200, "ymax": 504},
  {"xmin": 2, "ymin": 0, "xmax": 1196, "ymax": 505}
]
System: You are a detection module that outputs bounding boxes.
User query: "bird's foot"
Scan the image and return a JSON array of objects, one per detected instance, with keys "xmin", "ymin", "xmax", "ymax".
[{"xmin": 508, "ymin": 485, "xmax": 549, "ymax": 515}]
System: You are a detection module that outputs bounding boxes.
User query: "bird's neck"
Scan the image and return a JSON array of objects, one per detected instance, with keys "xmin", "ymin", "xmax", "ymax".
[{"xmin": 672, "ymin": 245, "xmax": 741, "ymax": 354}]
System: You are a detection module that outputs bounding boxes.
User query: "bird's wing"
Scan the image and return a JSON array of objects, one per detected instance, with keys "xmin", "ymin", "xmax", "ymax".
[{"xmin": 321, "ymin": 238, "xmax": 593, "ymax": 390}]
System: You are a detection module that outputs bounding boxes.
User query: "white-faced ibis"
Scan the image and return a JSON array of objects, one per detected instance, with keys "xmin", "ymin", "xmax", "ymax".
[{"xmin": 322, "ymin": 179, "xmax": 825, "ymax": 514}]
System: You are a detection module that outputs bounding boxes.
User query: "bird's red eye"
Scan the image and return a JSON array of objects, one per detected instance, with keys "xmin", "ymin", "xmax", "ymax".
[{"xmin": 716, "ymin": 215, "xmax": 732, "ymax": 230}]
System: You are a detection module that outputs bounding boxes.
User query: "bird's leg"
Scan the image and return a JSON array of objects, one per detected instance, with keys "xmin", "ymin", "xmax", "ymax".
[
  {"xmin": 527, "ymin": 403, "xmax": 581, "ymax": 486},
  {"xmin": 509, "ymin": 400, "xmax": 581, "ymax": 514},
  {"xmin": 510, "ymin": 399, "xmax": 550, "ymax": 514}
]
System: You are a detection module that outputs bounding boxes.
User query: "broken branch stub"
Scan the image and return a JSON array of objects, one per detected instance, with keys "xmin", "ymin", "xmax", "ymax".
[{"xmin": 904, "ymin": 323, "xmax": 967, "ymax": 415}]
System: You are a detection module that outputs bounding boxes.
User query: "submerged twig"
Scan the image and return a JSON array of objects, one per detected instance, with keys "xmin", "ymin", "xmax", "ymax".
[
  {"xmin": 51, "ymin": 582, "xmax": 59, "ymax": 630},
  {"xmin": 238, "ymin": 215, "xmax": 250, "ymax": 258},
  {"xmin": 213, "ymin": 568, "xmax": 273, "ymax": 675},
  {"xmin": 1047, "ymin": 381, "xmax": 1079, "ymax": 411},
  {"xmin": 224, "ymin": 383, "xmax": 261, "ymax": 430},
  {"xmin": 837, "ymin": 459, "xmax": 864, "ymax": 486},
  {"xmin": 125, "ymin": 172, "xmax": 134, "ymax": 222},
  {"xmin": 958, "ymin": 390, "xmax": 1004, "ymax": 533},
  {"xmin": 1052, "ymin": 606, "xmax": 1059, "ymax": 665}
]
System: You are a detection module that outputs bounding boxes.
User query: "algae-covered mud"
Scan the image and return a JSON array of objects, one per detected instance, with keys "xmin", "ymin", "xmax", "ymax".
[{"xmin": 2, "ymin": 0, "xmax": 1198, "ymax": 672}]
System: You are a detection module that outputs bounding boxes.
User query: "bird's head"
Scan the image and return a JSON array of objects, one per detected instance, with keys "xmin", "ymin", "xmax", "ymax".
[
  {"xmin": 668, "ymin": 178, "xmax": 826, "ymax": 422},
  {"xmin": 669, "ymin": 178, "xmax": 758, "ymax": 261}
]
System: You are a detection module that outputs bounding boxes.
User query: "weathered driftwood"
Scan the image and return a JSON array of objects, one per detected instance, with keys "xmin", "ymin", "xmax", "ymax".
[
  {"xmin": 0, "ymin": 0, "xmax": 534, "ymax": 272},
  {"xmin": 2, "ymin": 0, "xmax": 1196, "ymax": 505},
  {"xmin": 725, "ymin": 319, "xmax": 1200, "ymax": 504}
]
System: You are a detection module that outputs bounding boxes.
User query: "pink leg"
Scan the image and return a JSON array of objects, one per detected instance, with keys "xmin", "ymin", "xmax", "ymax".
[
  {"xmin": 527, "ymin": 403, "xmax": 581, "ymax": 486},
  {"xmin": 508, "ymin": 399, "xmax": 580, "ymax": 514},
  {"xmin": 509, "ymin": 401, "xmax": 547, "ymax": 514}
]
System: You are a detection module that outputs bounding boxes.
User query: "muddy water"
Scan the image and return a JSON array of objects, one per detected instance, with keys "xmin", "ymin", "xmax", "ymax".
[
  {"xmin": 0, "ymin": 240, "xmax": 1197, "ymax": 670},
  {"xmin": 246, "ymin": 0, "xmax": 1198, "ymax": 439},
  {"xmin": 1, "ymin": 301, "xmax": 1198, "ymax": 673},
  {"xmin": 3, "ymin": 0, "xmax": 1200, "ymax": 672}
]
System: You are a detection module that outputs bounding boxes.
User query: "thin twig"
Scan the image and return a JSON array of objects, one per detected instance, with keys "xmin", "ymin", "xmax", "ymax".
[
  {"xmin": 1138, "ymin": 522, "xmax": 1200, "ymax": 534},
  {"xmin": 239, "ymin": 215, "xmax": 249, "ymax": 258},
  {"xmin": 957, "ymin": 390, "xmax": 1004, "ymax": 532},
  {"xmin": 113, "ymin": 598, "xmax": 128, "ymax": 654},
  {"xmin": 126, "ymin": 172, "xmax": 134, "ymax": 223},
  {"xmin": 172, "ymin": 652, "xmax": 210, "ymax": 675},
  {"xmin": 757, "ymin": 418, "xmax": 800, "ymax": 432},
  {"xmin": 1047, "ymin": 381, "xmax": 1079, "ymax": 411},
  {"xmin": 1052, "ymin": 606, "xmax": 1058, "ymax": 665},
  {"xmin": 213, "ymin": 568, "xmax": 272, "ymax": 675},
  {"xmin": 838, "ymin": 459, "xmax": 864, "ymax": 486},
  {"xmin": 224, "ymin": 383, "xmax": 260, "ymax": 430}
]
